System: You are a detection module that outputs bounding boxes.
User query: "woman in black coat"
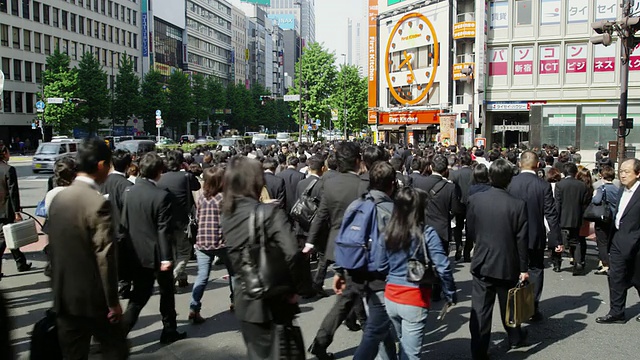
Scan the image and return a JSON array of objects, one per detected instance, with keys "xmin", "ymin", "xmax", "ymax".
[{"xmin": 221, "ymin": 155, "xmax": 306, "ymax": 359}]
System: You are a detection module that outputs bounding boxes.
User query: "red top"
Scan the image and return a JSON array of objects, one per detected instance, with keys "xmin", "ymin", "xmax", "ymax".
[{"xmin": 385, "ymin": 283, "xmax": 432, "ymax": 308}]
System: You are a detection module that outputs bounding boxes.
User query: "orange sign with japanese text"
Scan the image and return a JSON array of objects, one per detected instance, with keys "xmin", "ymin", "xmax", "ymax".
[
  {"xmin": 378, "ymin": 110, "xmax": 439, "ymax": 125},
  {"xmin": 368, "ymin": 0, "xmax": 378, "ymax": 111}
]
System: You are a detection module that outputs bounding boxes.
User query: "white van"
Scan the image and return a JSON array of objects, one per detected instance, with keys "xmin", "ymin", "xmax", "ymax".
[
  {"xmin": 276, "ymin": 132, "xmax": 291, "ymax": 144},
  {"xmin": 32, "ymin": 141, "xmax": 80, "ymax": 173}
]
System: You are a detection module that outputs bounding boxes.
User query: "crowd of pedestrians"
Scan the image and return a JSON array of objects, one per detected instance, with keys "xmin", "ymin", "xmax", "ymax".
[{"xmin": 2, "ymin": 138, "xmax": 640, "ymax": 359}]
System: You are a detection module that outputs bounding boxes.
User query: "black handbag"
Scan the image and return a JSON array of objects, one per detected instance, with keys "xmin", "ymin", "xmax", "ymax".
[
  {"xmin": 290, "ymin": 178, "xmax": 320, "ymax": 231},
  {"xmin": 584, "ymin": 185, "xmax": 612, "ymax": 222},
  {"xmin": 239, "ymin": 205, "xmax": 272, "ymax": 300},
  {"xmin": 185, "ymin": 173, "xmax": 198, "ymax": 243},
  {"xmin": 270, "ymin": 321, "xmax": 306, "ymax": 360},
  {"xmin": 406, "ymin": 231, "xmax": 440, "ymax": 286}
]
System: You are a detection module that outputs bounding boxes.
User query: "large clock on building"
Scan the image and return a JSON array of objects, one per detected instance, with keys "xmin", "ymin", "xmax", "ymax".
[{"xmin": 385, "ymin": 13, "xmax": 439, "ymax": 106}]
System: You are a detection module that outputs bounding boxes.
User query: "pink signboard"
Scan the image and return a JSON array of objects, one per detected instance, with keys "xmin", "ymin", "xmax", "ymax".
[
  {"xmin": 566, "ymin": 44, "xmax": 587, "ymax": 73},
  {"xmin": 513, "ymin": 47, "xmax": 533, "ymax": 75},
  {"xmin": 489, "ymin": 48, "xmax": 507, "ymax": 76},
  {"xmin": 539, "ymin": 45, "xmax": 559, "ymax": 74}
]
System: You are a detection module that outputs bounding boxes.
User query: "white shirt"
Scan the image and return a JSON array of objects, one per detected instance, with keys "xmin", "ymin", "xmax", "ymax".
[
  {"xmin": 521, "ymin": 170, "xmax": 536, "ymax": 175},
  {"xmin": 616, "ymin": 181, "xmax": 640, "ymax": 229},
  {"xmin": 75, "ymin": 175, "xmax": 99, "ymax": 191}
]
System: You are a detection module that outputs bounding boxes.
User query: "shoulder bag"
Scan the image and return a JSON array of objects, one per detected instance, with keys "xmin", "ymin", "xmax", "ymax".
[
  {"xmin": 406, "ymin": 230, "xmax": 440, "ymax": 286},
  {"xmin": 239, "ymin": 205, "xmax": 272, "ymax": 300},
  {"xmin": 290, "ymin": 178, "xmax": 320, "ymax": 231},
  {"xmin": 583, "ymin": 185, "xmax": 612, "ymax": 223},
  {"xmin": 185, "ymin": 173, "xmax": 198, "ymax": 243}
]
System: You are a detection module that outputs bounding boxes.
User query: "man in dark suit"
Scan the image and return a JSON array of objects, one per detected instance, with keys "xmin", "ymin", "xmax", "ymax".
[
  {"xmin": 597, "ymin": 158, "xmax": 640, "ymax": 324},
  {"xmin": 101, "ymin": 149, "xmax": 133, "ymax": 298},
  {"xmin": 555, "ymin": 163, "xmax": 591, "ymax": 275},
  {"xmin": 389, "ymin": 157, "xmax": 409, "ymax": 187},
  {"xmin": 449, "ymin": 152, "xmax": 474, "ymax": 261},
  {"xmin": 48, "ymin": 139, "xmax": 128, "ymax": 359},
  {"xmin": 263, "ymin": 157, "xmax": 286, "ymax": 208},
  {"xmin": 121, "ymin": 152, "xmax": 186, "ymax": 344},
  {"xmin": 357, "ymin": 145, "xmax": 388, "ymax": 195},
  {"xmin": 408, "ymin": 157, "xmax": 430, "ymax": 190},
  {"xmin": 277, "ymin": 156, "xmax": 306, "ymax": 214},
  {"xmin": 158, "ymin": 150, "xmax": 201, "ymax": 288},
  {"xmin": 467, "ymin": 159, "xmax": 529, "ymax": 359},
  {"xmin": 303, "ymin": 142, "xmax": 366, "ymax": 359},
  {"xmin": 508, "ymin": 151, "xmax": 563, "ymax": 321},
  {"xmin": 0, "ymin": 143, "xmax": 31, "ymax": 277}
]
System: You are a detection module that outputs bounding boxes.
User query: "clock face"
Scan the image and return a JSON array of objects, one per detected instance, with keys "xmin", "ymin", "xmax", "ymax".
[{"xmin": 385, "ymin": 13, "xmax": 439, "ymax": 106}]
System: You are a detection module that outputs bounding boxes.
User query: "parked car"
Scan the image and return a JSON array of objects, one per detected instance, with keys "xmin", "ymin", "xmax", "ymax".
[
  {"xmin": 276, "ymin": 132, "xmax": 292, "ymax": 143},
  {"xmin": 32, "ymin": 141, "xmax": 81, "ymax": 173},
  {"xmin": 115, "ymin": 140, "xmax": 156, "ymax": 158},
  {"xmin": 217, "ymin": 137, "xmax": 246, "ymax": 152},
  {"xmin": 254, "ymin": 139, "xmax": 279, "ymax": 149},
  {"xmin": 251, "ymin": 133, "xmax": 268, "ymax": 144},
  {"xmin": 180, "ymin": 135, "xmax": 195, "ymax": 143},
  {"xmin": 195, "ymin": 136, "xmax": 215, "ymax": 144},
  {"xmin": 156, "ymin": 138, "xmax": 177, "ymax": 148}
]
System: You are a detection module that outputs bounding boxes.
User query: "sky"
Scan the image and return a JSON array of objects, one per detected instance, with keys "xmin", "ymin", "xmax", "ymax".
[{"xmin": 315, "ymin": 0, "xmax": 367, "ymax": 68}]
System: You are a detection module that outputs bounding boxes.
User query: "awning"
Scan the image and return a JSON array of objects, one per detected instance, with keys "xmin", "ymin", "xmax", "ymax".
[
  {"xmin": 407, "ymin": 124, "xmax": 437, "ymax": 131},
  {"xmin": 377, "ymin": 125, "xmax": 406, "ymax": 131}
]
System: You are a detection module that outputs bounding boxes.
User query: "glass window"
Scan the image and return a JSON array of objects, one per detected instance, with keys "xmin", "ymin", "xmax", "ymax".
[
  {"xmin": 32, "ymin": 1, "xmax": 39, "ymax": 21},
  {"xmin": 108, "ymin": 0, "xmax": 111, "ymax": 16},
  {"xmin": 3, "ymin": 91, "xmax": 11, "ymax": 113},
  {"xmin": 113, "ymin": 2, "xmax": 117, "ymax": 18},
  {"xmin": 24, "ymin": 61, "xmax": 31, "ymax": 81},
  {"xmin": 71, "ymin": 41, "xmax": 77, "ymax": 59},
  {"xmin": 0, "ymin": 25, "xmax": 8, "ymax": 46},
  {"xmin": 0, "ymin": 0, "xmax": 6, "ymax": 13},
  {"xmin": 100, "ymin": 0, "xmax": 105, "ymax": 14},
  {"xmin": 12, "ymin": 27, "xmax": 19, "ymax": 49},
  {"xmin": 35, "ymin": 62, "xmax": 42, "ymax": 82},
  {"xmin": 127, "ymin": 8, "xmax": 130, "ymax": 24},
  {"xmin": 33, "ymin": 32, "xmax": 40, "ymax": 52},
  {"xmin": 94, "ymin": 20, "xmax": 99, "ymax": 38},
  {"xmin": 53, "ymin": 7, "xmax": 59, "ymax": 27},
  {"xmin": 120, "ymin": 5, "xmax": 124, "ymax": 21},
  {"xmin": 102, "ymin": 48, "xmax": 107, "ymax": 66},
  {"xmin": 15, "ymin": 91, "xmax": 23, "ymax": 113},
  {"xmin": 115, "ymin": 27, "xmax": 119, "ymax": 43},
  {"xmin": 22, "ymin": 0, "xmax": 29, "ymax": 19},
  {"xmin": 93, "ymin": 0, "xmax": 98, "ymax": 12},
  {"xmin": 23, "ymin": 29, "xmax": 30, "ymax": 51},
  {"xmin": 71, "ymin": 14, "xmax": 76, "ymax": 32},
  {"xmin": 62, "ymin": 10, "xmax": 68, "ymax": 30},
  {"xmin": 53, "ymin": 37, "xmax": 59, "ymax": 51},
  {"xmin": 44, "ymin": 34, "xmax": 50, "ymax": 54},
  {"xmin": 63, "ymin": 39, "xmax": 68, "ymax": 54},
  {"xmin": 10, "ymin": 0, "xmax": 17, "ymax": 15},
  {"xmin": 133, "ymin": 56, "xmax": 137, "ymax": 72},
  {"xmin": 133, "ymin": 33, "xmax": 137, "ymax": 49},
  {"xmin": 1, "ymin": 57, "xmax": 10, "ymax": 79},
  {"xmin": 132, "ymin": 10, "xmax": 136, "ymax": 25},
  {"xmin": 516, "ymin": 0, "xmax": 532, "ymax": 26},
  {"xmin": 13, "ymin": 59, "xmax": 21, "ymax": 81},
  {"xmin": 101, "ymin": 23, "xmax": 106, "ymax": 40},
  {"xmin": 26, "ymin": 92, "xmax": 34, "ymax": 113},
  {"xmin": 42, "ymin": 4, "xmax": 49, "ymax": 25},
  {"xmin": 79, "ymin": 16, "xmax": 84, "ymax": 34}
]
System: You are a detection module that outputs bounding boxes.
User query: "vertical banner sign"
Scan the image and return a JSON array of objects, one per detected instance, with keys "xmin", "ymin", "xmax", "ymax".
[
  {"xmin": 593, "ymin": 44, "xmax": 616, "ymax": 72},
  {"xmin": 566, "ymin": 44, "xmax": 587, "ymax": 73},
  {"xmin": 539, "ymin": 45, "xmax": 559, "ymax": 74},
  {"xmin": 567, "ymin": 0, "xmax": 588, "ymax": 23},
  {"xmin": 513, "ymin": 47, "xmax": 533, "ymax": 75},
  {"xmin": 489, "ymin": 48, "xmax": 507, "ymax": 76},
  {"xmin": 489, "ymin": 1, "xmax": 508, "ymax": 29},
  {"xmin": 540, "ymin": 0, "xmax": 561, "ymax": 25},
  {"xmin": 630, "ymin": 43, "xmax": 640, "ymax": 71},
  {"xmin": 595, "ymin": 0, "xmax": 617, "ymax": 21},
  {"xmin": 438, "ymin": 114, "xmax": 457, "ymax": 146},
  {"xmin": 142, "ymin": 0, "xmax": 149, "ymax": 57},
  {"xmin": 367, "ymin": 0, "xmax": 378, "ymax": 125}
]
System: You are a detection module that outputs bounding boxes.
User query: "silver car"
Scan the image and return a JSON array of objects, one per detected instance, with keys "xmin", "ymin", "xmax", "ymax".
[{"xmin": 32, "ymin": 142, "xmax": 80, "ymax": 173}]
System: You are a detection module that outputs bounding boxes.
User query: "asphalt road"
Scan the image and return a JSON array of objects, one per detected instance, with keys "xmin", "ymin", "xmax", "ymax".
[{"xmin": 4, "ymin": 159, "xmax": 640, "ymax": 359}]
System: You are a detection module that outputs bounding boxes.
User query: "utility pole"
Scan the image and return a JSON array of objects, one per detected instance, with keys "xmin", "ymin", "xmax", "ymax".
[
  {"xmin": 295, "ymin": 1, "xmax": 303, "ymax": 140},
  {"xmin": 591, "ymin": 0, "xmax": 639, "ymax": 165},
  {"xmin": 341, "ymin": 53, "xmax": 347, "ymax": 140}
]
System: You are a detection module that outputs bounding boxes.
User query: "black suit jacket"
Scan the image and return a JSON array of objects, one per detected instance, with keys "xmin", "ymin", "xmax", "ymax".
[
  {"xmin": 467, "ymin": 187, "xmax": 529, "ymax": 281},
  {"xmin": 157, "ymin": 171, "xmax": 201, "ymax": 227},
  {"xmin": 449, "ymin": 166, "xmax": 473, "ymax": 205},
  {"xmin": 508, "ymin": 172, "xmax": 562, "ymax": 249},
  {"xmin": 408, "ymin": 172, "xmax": 430, "ymax": 192},
  {"xmin": 121, "ymin": 178, "xmax": 174, "ymax": 269},
  {"xmin": 0, "ymin": 161, "xmax": 19, "ymax": 221},
  {"xmin": 555, "ymin": 177, "xmax": 591, "ymax": 229},
  {"xmin": 612, "ymin": 186, "xmax": 640, "ymax": 287},
  {"xmin": 264, "ymin": 171, "xmax": 286, "ymax": 208},
  {"xmin": 277, "ymin": 168, "xmax": 306, "ymax": 214},
  {"xmin": 421, "ymin": 175, "xmax": 464, "ymax": 244},
  {"xmin": 101, "ymin": 172, "xmax": 132, "ymax": 241},
  {"xmin": 307, "ymin": 172, "xmax": 363, "ymax": 260}
]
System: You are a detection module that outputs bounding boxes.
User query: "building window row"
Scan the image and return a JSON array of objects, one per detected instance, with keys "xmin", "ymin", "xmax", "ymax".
[
  {"xmin": 188, "ymin": 35, "xmax": 231, "ymax": 60},
  {"xmin": 198, "ymin": 0, "xmax": 231, "ymax": 16},
  {"xmin": 0, "ymin": 90, "xmax": 38, "ymax": 114},
  {"xmin": 187, "ymin": 18, "xmax": 232, "ymax": 44},
  {"xmin": 188, "ymin": 1, "xmax": 231, "ymax": 31},
  {"xmin": 188, "ymin": 52, "xmax": 231, "ymax": 74},
  {"xmin": 1, "ymin": 1, "xmax": 137, "ymax": 27}
]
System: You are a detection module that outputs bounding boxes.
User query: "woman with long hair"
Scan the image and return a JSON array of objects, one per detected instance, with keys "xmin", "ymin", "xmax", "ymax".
[
  {"xmin": 189, "ymin": 166, "xmax": 235, "ymax": 323},
  {"xmin": 377, "ymin": 187, "xmax": 457, "ymax": 360},
  {"xmin": 221, "ymin": 156, "xmax": 305, "ymax": 359}
]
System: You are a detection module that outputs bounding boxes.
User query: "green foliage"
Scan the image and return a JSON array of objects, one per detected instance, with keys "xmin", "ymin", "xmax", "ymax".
[
  {"xmin": 191, "ymin": 73, "xmax": 208, "ymax": 132},
  {"xmin": 113, "ymin": 53, "xmax": 140, "ymax": 128},
  {"xmin": 287, "ymin": 43, "xmax": 338, "ymax": 127},
  {"xmin": 166, "ymin": 71, "xmax": 193, "ymax": 135},
  {"xmin": 225, "ymin": 82, "xmax": 254, "ymax": 130},
  {"xmin": 139, "ymin": 70, "xmax": 168, "ymax": 134},
  {"xmin": 331, "ymin": 64, "xmax": 368, "ymax": 132},
  {"xmin": 42, "ymin": 48, "xmax": 78, "ymax": 135},
  {"xmin": 76, "ymin": 52, "xmax": 110, "ymax": 134}
]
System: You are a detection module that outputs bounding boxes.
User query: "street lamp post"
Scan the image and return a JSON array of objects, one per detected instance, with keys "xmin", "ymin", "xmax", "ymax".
[
  {"xmin": 295, "ymin": 1, "xmax": 303, "ymax": 140},
  {"xmin": 341, "ymin": 53, "xmax": 347, "ymax": 140}
]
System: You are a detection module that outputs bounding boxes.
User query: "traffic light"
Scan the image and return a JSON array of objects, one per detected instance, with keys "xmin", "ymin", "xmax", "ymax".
[{"xmin": 460, "ymin": 112, "xmax": 468, "ymax": 125}]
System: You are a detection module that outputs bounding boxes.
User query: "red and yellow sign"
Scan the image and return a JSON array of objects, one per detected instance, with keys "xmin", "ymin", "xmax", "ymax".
[
  {"xmin": 368, "ymin": 0, "xmax": 378, "ymax": 112},
  {"xmin": 378, "ymin": 110, "xmax": 439, "ymax": 125},
  {"xmin": 453, "ymin": 21, "xmax": 476, "ymax": 39}
]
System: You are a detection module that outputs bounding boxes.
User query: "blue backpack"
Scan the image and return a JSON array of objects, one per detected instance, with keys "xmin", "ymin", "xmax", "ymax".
[{"xmin": 334, "ymin": 196, "xmax": 387, "ymax": 272}]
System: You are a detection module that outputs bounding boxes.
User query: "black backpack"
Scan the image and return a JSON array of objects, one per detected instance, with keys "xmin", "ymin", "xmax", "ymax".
[
  {"xmin": 30, "ymin": 309, "xmax": 63, "ymax": 360},
  {"xmin": 290, "ymin": 178, "xmax": 320, "ymax": 231}
]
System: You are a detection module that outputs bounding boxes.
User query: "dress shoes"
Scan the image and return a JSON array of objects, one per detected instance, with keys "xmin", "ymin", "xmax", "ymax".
[
  {"xmin": 454, "ymin": 249, "xmax": 462, "ymax": 262},
  {"xmin": 308, "ymin": 341, "xmax": 335, "ymax": 360},
  {"xmin": 159, "ymin": 329, "xmax": 187, "ymax": 344},
  {"xmin": 17, "ymin": 263, "xmax": 32, "ymax": 272},
  {"xmin": 509, "ymin": 329, "xmax": 528, "ymax": 349},
  {"xmin": 312, "ymin": 284, "xmax": 330, "ymax": 299},
  {"xmin": 344, "ymin": 317, "xmax": 362, "ymax": 332},
  {"xmin": 529, "ymin": 311, "xmax": 544, "ymax": 323},
  {"xmin": 572, "ymin": 264, "xmax": 585, "ymax": 276},
  {"xmin": 595, "ymin": 314, "xmax": 626, "ymax": 324}
]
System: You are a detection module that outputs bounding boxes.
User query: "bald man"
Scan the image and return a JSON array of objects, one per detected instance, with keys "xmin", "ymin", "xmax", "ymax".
[{"xmin": 507, "ymin": 151, "xmax": 563, "ymax": 322}]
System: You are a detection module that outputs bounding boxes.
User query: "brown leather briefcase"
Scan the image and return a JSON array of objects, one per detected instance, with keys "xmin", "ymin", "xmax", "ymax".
[{"xmin": 505, "ymin": 281, "xmax": 535, "ymax": 328}]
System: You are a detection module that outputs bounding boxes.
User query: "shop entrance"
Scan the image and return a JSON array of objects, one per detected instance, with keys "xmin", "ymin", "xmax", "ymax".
[{"xmin": 489, "ymin": 112, "xmax": 530, "ymax": 148}]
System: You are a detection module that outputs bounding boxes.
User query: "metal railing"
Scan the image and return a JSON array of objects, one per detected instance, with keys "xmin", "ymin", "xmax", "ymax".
[{"xmin": 456, "ymin": 54, "xmax": 475, "ymax": 64}]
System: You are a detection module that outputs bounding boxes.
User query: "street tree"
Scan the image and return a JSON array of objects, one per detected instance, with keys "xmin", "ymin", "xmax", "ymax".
[
  {"xmin": 206, "ymin": 77, "xmax": 226, "ymax": 135},
  {"xmin": 191, "ymin": 73, "xmax": 208, "ymax": 135},
  {"xmin": 166, "ymin": 71, "xmax": 193, "ymax": 135},
  {"xmin": 226, "ymin": 82, "xmax": 254, "ymax": 132},
  {"xmin": 287, "ymin": 43, "xmax": 338, "ymax": 131},
  {"xmin": 42, "ymin": 48, "xmax": 79, "ymax": 135},
  {"xmin": 113, "ymin": 53, "xmax": 140, "ymax": 131},
  {"xmin": 139, "ymin": 70, "xmax": 167, "ymax": 134},
  {"xmin": 76, "ymin": 52, "xmax": 110, "ymax": 135},
  {"xmin": 331, "ymin": 64, "xmax": 368, "ymax": 133}
]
